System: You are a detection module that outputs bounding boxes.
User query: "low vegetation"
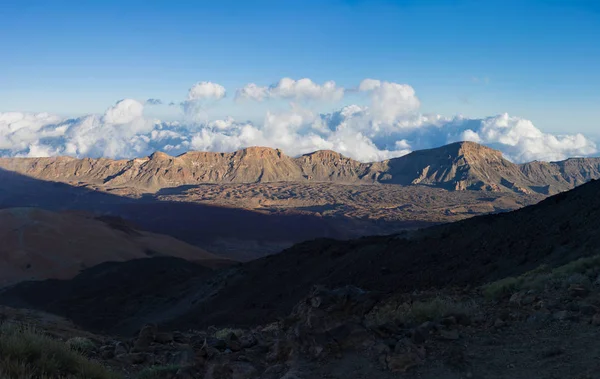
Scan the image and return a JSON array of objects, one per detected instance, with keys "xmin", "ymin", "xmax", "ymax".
[
  {"xmin": 66, "ymin": 336, "xmax": 96, "ymax": 354},
  {"xmin": 0, "ymin": 323, "xmax": 119, "ymax": 379},
  {"xmin": 135, "ymin": 365, "xmax": 181, "ymax": 379},
  {"xmin": 365, "ymin": 295, "xmax": 477, "ymax": 327},
  {"xmin": 483, "ymin": 255, "xmax": 600, "ymax": 299},
  {"xmin": 214, "ymin": 328, "xmax": 244, "ymax": 340}
]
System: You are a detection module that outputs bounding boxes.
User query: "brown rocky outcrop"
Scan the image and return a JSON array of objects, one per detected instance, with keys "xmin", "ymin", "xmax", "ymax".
[{"xmin": 1, "ymin": 142, "xmax": 598, "ymax": 193}]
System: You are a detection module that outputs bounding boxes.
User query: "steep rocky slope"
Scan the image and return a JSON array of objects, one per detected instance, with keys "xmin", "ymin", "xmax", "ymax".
[
  {"xmin": 1, "ymin": 142, "xmax": 598, "ymax": 194},
  {"xmin": 0, "ymin": 208, "xmax": 225, "ymax": 288},
  {"xmin": 3, "ymin": 179, "xmax": 599, "ymax": 334},
  {"xmin": 520, "ymin": 157, "xmax": 600, "ymax": 194},
  {"xmin": 379, "ymin": 142, "xmax": 536, "ymax": 192},
  {"xmin": 0, "ymin": 146, "xmax": 373, "ymax": 191}
]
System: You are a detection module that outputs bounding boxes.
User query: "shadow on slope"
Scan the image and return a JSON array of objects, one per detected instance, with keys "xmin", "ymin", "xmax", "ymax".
[
  {"xmin": 0, "ymin": 168, "xmax": 356, "ymax": 260},
  {"xmin": 1, "ymin": 179, "xmax": 598, "ymax": 335}
]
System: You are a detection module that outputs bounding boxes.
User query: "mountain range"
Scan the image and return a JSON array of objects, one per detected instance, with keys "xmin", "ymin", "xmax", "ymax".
[{"xmin": 1, "ymin": 141, "xmax": 599, "ymax": 194}]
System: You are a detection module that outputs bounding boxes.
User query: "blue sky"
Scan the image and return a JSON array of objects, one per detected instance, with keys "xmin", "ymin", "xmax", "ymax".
[{"xmin": 1, "ymin": 0, "xmax": 599, "ymax": 139}]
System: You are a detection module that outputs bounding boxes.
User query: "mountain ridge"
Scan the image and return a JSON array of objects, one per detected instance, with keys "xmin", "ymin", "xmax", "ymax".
[{"xmin": 0, "ymin": 141, "xmax": 599, "ymax": 194}]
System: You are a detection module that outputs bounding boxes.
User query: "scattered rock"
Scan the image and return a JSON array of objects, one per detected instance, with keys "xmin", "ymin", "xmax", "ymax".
[
  {"xmin": 387, "ymin": 352, "xmax": 423, "ymax": 372},
  {"xmin": 552, "ymin": 310, "xmax": 571, "ymax": 321},
  {"xmin": 173, "ymin": 331, "xmax": 189, "ymax": 344},
  {"xmin": 374, "ymin": 343, "xmax": 391, "ymax": 355},
  {"xmin": 410, "ymin": 327, "xmax": 428, "ymax": 344},
  {"xmin": 285, "ymin": 285, "xmax": 377, "ymax": 358},
  {"xmin": 509, "ymin": 291, "xmax": 536, "ymax": 306},
  {"xmin": 240, "ymin": 334, "xmax": 258, "ymax": 349},
  {"xmin": 439, "ymin": 329, "xmax": 460, "ymax": 340},
  {"xmin": 266, "ymin": 339, "xmax": 292, "ymax": 362},
  {"xmin": 207, "ymin": 337, "xmax": 227, "ymax": 351},
  {"xmin": 205, "ymin": 347, "xmax": 221, "ymax": 359},
  {"xmin": 452, "ymin": 313, "xmax": 472, "ymax": 326},
  {"xmin": 388, "ymin": 339, "xmax": 426, "ymax": 372},
  {"xmin": 566, "ymin": 274, "xmax": 590, "ymax": 287},
  {"xmin": 497, "ymin": 309, "xmax": 511, "ymax": 321},
  {"xmin": 441, "ymin": 316, "xmax": 457, "ymax": 327},
  {"xmin": 509, "ymin": 292, "xmax": 524, "ymax": 305},
  {"xmin": 444, "ymin": 346, "xmax": 470, "ymax": 371},
  {"xmin": 540, "ymin": 347, "xmax": 564, "ymax": 358},
  {"xmin": 591, "ymin": 313, "xmax": 600, "ymax": 326},
  {"xmin": 121, "ymin": 352, "xmax": 151, "ymax": 365},
  {"xmin": 228, "ymin": 339, "xmax": 242, "ymax": 352},
  {"xmin": 228, "ymin": 362, "xmax": 259, "ymax": 379},
  {"xmin": 494, "ymin": 318, "xmax": 506, "ymax": 328},
  {"xmin": 261, "ymin": 364, "xmax": 287, "ymax": 379},
  {"xmin": 175, "ymin": 366, "xmax": 196, "ymax": 379},
  {"xmin": 114, "ymin": 341, "xmax": 128, "ymax": 356},
  {"xmin": 132, "ymin": 324, "xmax": 157, "ymax": 352},
  {"xmin": 527, "ymin": 311, "xmax": 551, "ymax": 324},
  {"xmin": 578, "ymin": 303, "xmax": 598, "ymax": 316},
  {"xmin": 569, "ymin": 284, "xmax": 590, "ymax": 298},
  {"xmin": 167, "ymin": 345, "xmax": 196, "ymax": 367},
  {"xmin": 99, "ymin": 345, "xmax": 114, "ymax": 359},
  {"xmin": 155, "ymin": 332, "xmax": 174, "ymax": 344},
  {"xmin": 210, "ymin": 362, "xmax": 258, "ymax": 379}
]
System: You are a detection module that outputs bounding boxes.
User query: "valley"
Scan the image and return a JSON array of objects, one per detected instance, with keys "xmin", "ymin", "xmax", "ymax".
[{"xmin": 3, "ymin": 141, "xmax": 596, "ymax": 260}]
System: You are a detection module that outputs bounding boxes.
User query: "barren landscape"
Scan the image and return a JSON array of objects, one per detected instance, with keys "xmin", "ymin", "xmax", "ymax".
[
  {"xmin": 3, "ymin": 1, "xmax": 600, "ymax": 377},
  {"xmin": 4, "ymin": 141, "xmax": 598, "ymax": 260},
  {"xmin": 3, "ymin": 175, "xmax": 600, "ymax": 379}
]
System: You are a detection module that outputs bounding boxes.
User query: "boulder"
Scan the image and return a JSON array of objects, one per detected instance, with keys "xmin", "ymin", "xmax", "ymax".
[
  {"xmin": 133, "ymin": 324, "xmax": 157, "ymax": 352},
  {"xmin": 284, "ymin": 285, "xmax": 378, "ymax": 358}
]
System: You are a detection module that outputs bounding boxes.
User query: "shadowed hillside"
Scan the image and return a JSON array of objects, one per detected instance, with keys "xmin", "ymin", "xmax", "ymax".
[
  {"xmin": 0, "ymin": 207, "xmax": 221, "ymax": 287},
  {"xmin": 2, "ymin": 179, "xmax": 599, "ymax": 334}
]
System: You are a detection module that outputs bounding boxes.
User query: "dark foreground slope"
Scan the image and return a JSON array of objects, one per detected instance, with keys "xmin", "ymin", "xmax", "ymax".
[{"xmin": 2, "ymin": 179, "xmax": 599, "ymax": 334}]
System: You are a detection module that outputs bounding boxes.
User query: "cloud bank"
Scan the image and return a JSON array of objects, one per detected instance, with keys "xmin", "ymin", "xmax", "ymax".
[
  {"xmin": 236, "ymin": 78, "xmax": 344, "ymax": 102},
  {"xmin": 0, "ymin": 78, "xmax": 596, "ymax": 163}
]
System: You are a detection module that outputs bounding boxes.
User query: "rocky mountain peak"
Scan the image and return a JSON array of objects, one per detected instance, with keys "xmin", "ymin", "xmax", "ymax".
[
  {"xmin": 148, "ymin": 151, "xmax": 172, "ymax": 161},
  {"xmin": 0, "ymin": 142, "xmax": 598, "ymax": 194},
  {"xmin": 301, "ymin": 150, "xmax": 345, "ymax": 160},
  {"xmin": 234, "ymin": 146, "xmax": 284, "ymax": 159}
]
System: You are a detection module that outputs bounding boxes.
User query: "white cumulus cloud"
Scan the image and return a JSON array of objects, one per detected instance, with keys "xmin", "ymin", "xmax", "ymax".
[
  {"xmin": 358, "ymin": 79, "xmax": 421, "ymax": 124},
  {"xmin": 182, "ymin": 81, "xmax": 227, "ymax": 121},
  {"xmin": 187, "ymin": 82, "xmax": 226, "ymax": 101},
  {"xmin": 103, "ymin": 99, "xmax": 145, "ymax": 124},
  {"xmin": 236, "ymin": 78, "xmax": 344, "ymax": 102},
  {"xmin": 0, "ymin": 78, "xmax": 596, "ymax": 163}
]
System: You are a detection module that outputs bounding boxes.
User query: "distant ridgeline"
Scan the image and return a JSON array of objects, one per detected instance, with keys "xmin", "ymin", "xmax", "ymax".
[{"xmin": 0, "ymin": 141, "xmax": 599, "ymax": 194}]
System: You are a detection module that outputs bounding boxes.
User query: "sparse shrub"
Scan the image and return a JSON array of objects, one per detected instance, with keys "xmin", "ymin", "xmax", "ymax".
[
  {"xmin": 66, "ymin": 336, "xmax": 96, "ymax": 354},
  {"xmin": 214, "ymin": 328, "xmax": 243, "ymax": 341},
  {"xmin": 483, "ymin": 255, "xmax": 600, "ymax": 299},
  {"xmin": 365, "ymin": 296, "xmax": 477, "ymax": 327},
  {"xmin": 136, "ymin": 365, "xmax": 181, "ymax": 379},
  {"xmin": 483, "ymin": 276, "xmax": 522, "ymax": 299},
  {"xmin": 0, "ymin": 323, "xmax": 120, "ymax": 379},
  {"xmin": 408, "ymin": 298, "xmax": 468, "ymax": 323},
  {"xmin": 553, "ymin": 255, "xmax": 600, "ymax": 277}
]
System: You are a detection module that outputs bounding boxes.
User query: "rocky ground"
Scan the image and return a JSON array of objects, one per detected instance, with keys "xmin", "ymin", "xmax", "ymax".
[
  {"xmin": 4, "ymin": 261, "xmax": 600, "ymax": 379},
  {"xmin": 155, "ymin": 182, "xmax": 538, "ymax": 225},
  {"xmin": 0, "ymin": 165, "xmax": 542, "ymax": 262}
]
